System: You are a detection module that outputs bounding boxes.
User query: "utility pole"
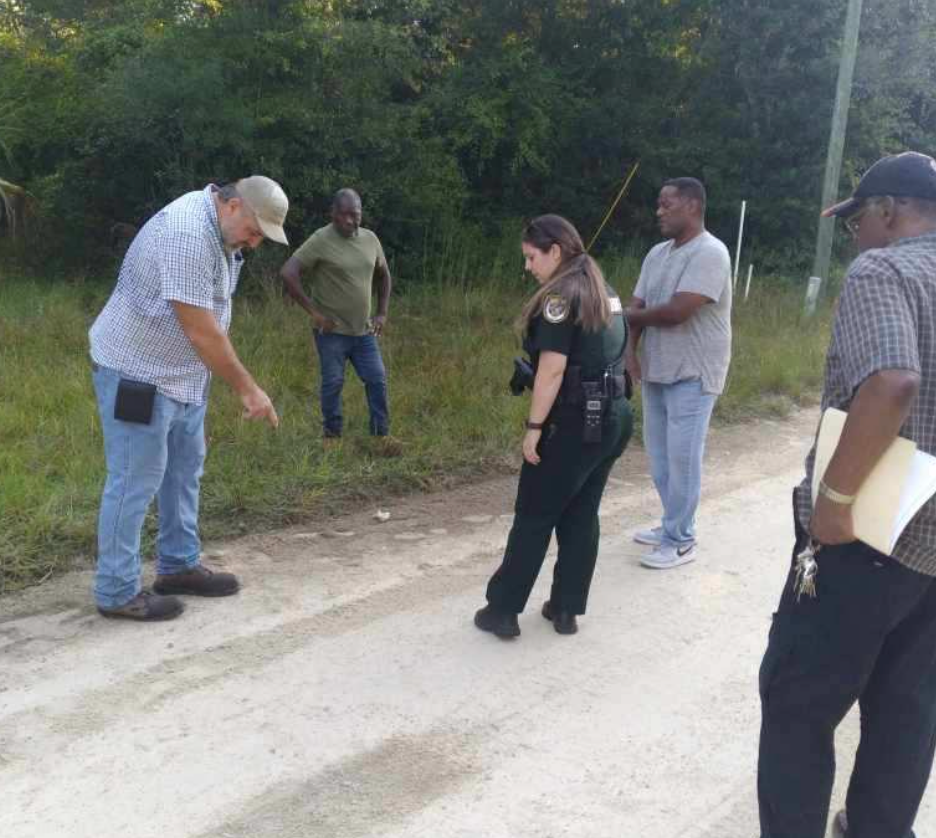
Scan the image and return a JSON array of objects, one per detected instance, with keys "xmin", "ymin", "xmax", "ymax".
[{"xmin": 805, "ymin": 0, "xmax": 864, "ymax": 316}]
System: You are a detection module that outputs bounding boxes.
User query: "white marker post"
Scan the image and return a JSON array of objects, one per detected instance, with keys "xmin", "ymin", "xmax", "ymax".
[
  {"xmin": 744, "ymin": 263, "xmax": 754, "ymax": 302},
  {"xmin": 733, "ymin": 200, "xmax": 747, "ymax": 291},
  {"xmin": 805, "ymin": 275, "xmax": 822, "ymax": 314}
]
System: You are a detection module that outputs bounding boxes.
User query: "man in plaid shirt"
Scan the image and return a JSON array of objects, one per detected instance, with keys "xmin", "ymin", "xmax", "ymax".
[
  {"xmin": 758, "ymin": 153, "xmax": 936, "ymax": 838},
  {"xmin": 89, "ymin": 177, "xmax": 288, "ymax": 622}
]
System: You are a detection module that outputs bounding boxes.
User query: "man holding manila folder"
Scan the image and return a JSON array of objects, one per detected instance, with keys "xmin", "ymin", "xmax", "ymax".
[{"xmin": 757, "ymin": 152, "xmax": 936, "ymax": 838}]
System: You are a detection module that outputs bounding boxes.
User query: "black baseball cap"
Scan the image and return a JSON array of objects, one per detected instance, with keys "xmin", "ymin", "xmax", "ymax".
[{"xmin": 822, "ymin": 151, "xmax": 936, "ymax": 218}]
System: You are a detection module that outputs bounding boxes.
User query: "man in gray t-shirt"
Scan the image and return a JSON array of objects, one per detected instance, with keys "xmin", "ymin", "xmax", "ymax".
[{"xmin": 625, "ymin": 177, "xmax": 732, "ymax": 569}]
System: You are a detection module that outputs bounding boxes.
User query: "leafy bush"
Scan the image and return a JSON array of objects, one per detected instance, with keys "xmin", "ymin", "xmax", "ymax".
[{"xmin": 1, "ymin": 0, "xmax": 934, "ymax": 272}]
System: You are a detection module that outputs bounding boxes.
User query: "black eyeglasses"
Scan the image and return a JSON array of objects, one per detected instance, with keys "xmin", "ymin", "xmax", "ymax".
[{"xmin": 844, "ymin": 196, "xmax": 896, "ymax": 238}]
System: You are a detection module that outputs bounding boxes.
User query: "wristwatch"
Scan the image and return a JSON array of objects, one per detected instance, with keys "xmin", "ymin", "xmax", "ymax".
[
  {"xmin": 818, "ymin": 479, "xmax": 857, "ymax": 506},
  {"xmin": 525, "ymin": 420, "xmax": 545, "ymax": 430}
]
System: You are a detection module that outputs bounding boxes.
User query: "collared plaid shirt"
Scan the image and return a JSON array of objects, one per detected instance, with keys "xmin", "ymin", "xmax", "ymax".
[
  {"xmin": 795, "ymin": 232, "xmax": 936, "ymax": 575},
  {"xmin": 89, "ymin": 185, "xmax": 243, "ymax": 405}
]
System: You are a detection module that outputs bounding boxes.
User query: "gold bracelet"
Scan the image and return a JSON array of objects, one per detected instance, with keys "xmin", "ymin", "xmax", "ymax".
[{"xmin": 818, "ymin": 479, "xmax": 857, "ymax": 506}]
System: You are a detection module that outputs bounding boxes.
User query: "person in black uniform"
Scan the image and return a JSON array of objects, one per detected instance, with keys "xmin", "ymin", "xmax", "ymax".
[{"xmin": 474, "ymin": 214, "xmax": 633, "ymax": 639}]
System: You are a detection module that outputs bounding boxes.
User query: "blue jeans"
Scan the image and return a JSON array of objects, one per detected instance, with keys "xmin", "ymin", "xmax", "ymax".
[
  {"xmin": 92, "ymin": 365, "xmax": 206, "ymax": 608},
  {"xmin": 641, "ymin": 378, "xmax": 717, "ymax": 547},
  {"xmin": 313, "ymin": 332, "xmax": 389, "ymax": 436}
]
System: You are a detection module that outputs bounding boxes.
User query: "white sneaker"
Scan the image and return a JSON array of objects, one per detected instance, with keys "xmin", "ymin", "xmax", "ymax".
[
  {"xmin": 633, "ymin": 526, "xmax": 663, "ymax": 546},
  {"xmin": 640, "ymin": 542, "xmax": 696, "ymax": 569}
]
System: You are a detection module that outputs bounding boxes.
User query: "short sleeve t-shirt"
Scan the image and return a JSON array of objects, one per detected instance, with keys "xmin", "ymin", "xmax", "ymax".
[
  {"xmin": 292, "ymin": 223, "xmax": 387, "ymax": 336},
  {"xmin": 633, "ymin": 231, "xmax": 732, "ymax": 394}
]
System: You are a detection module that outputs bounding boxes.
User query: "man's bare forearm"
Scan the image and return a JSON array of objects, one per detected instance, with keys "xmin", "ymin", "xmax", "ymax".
[
  {"xmin": 627, "ymin": 306, "xmax": 666, "ymax": 328},
  {"xmin": 280, "ymin": 266, "xmax": 318, "ymax": 320},
  {"xmin": 626, "ymin": 292, "xmax": 710, "ymax": 329},
  {"xmin": 628, "ymin": 323, "xmax": 643, "ymax": 353},
  {"xmin": 171, "ymin": 302, "xmax": 257, "ymax": 396},
  {"xmin": 626, "ymin": 302, "xmax": 688, "ymax": 328},
  {"xmin": 626, "ymin": 297, "xmax": 645, "ymax": 352},
  {"xmin": 375, "ymin": 265, "xmax": 392, "ymax": 317}
]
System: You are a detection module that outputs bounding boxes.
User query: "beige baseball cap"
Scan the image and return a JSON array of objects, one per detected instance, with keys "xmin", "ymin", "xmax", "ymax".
[{"xmin": 236, "ymin": 175, "xmax": 289, "ymax": 245}]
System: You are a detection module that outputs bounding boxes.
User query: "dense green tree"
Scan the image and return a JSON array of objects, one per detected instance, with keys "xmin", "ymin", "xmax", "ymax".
[{"xmin": 1, "ymin": 0, "xmax": 934, "ymax": 271}]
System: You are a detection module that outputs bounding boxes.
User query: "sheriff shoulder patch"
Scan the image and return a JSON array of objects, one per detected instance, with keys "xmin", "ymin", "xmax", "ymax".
[{"xmin": 543, "ymin": 294, "xmax": 570, "ymax": 324}]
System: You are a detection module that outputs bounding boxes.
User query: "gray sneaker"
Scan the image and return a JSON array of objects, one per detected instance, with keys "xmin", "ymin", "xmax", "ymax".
[
  {"xmin": 633, "ymin": 526, "xmax": 663, "ymax": 546},
  {"xmin": 640, "ymin": 542, "xmax": 696, "ymax": 569},
  {"xmin": 98, "ymin": 590, "xmax": 185, "ymax": 621}
]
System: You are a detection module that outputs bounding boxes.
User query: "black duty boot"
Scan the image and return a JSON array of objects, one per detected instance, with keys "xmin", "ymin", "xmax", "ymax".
[
  {"xmin": 542, "ymin": 600, "xmax": 578, "ymax": 635},
  {"xmin": 474, "ymin": 605, "xmax": 520, "ymax": 639}
]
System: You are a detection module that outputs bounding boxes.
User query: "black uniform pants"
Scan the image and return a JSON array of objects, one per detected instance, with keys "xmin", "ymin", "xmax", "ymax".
[
  {"xmin": 758, "ymin": 502, "xmax": 936, "ymax": 838},
  {"xmin": 485, "ymin": 403, "xmax": 632, "ymax": 615}
]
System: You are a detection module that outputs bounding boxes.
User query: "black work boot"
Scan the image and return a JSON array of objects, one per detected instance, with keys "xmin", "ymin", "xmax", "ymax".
[
  {"xmin": 98, "ymin": 590, "xmax": 184, "ymax": 622},
  {"xmin": 474, "ymin": 605, "xmax": 520, "ymax": 639},
  {"xmin": 154, "ymin": 565, "xmax": 240, "ymax": 597},
  {"xmin": 542, "ymin": 600, "xmax": 578, "ymax": 635}
]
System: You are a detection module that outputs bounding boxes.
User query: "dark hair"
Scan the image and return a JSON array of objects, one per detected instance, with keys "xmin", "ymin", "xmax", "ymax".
[
  {"xmin": 518, "ymin": 214, "xmax": 611, "ymax": 333},
  {"xmin": 332, "ymin": 188, "xmax": 362, "ymax": 209},
  {"xmin": 663, "ymin": 177, "xmax": 707, "ymax": 213}
]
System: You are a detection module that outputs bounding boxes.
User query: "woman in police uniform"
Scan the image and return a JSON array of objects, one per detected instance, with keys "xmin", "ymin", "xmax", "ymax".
[{"xmin": 474, "ymin": 214, "xmax": 633, "ymax": 639}]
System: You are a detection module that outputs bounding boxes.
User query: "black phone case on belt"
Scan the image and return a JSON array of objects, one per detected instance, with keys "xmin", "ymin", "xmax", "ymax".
[{"xmin": 114, "ymin": 378, "xmax": 157, "ymax": 424}]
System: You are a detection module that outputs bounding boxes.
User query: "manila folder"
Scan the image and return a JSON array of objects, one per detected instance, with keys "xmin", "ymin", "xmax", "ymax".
[{"xmin": 812, "ymin": 407, "xmax": 916, "ymax": 555}]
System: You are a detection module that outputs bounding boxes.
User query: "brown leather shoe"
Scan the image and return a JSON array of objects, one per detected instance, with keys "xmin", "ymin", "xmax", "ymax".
[
  {"xmin": 153, "ymin": 565, "xmax": 240, "ymax": 597},
  {"xmin": 98, "ymin": 590, "xmax": 184, "ymax": 621}
]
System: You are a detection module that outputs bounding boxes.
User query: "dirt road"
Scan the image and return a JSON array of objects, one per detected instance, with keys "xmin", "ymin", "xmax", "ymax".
[{"xmin": 4, "ymin": 408, "xmax": 936, "ymax": 838}]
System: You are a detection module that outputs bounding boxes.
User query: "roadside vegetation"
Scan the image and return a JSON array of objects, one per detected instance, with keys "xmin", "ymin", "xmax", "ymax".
[
  {"xmin": 3, "ymin": 1, "xmax": 934, "ymax": 270},
  {"xmin": 0, "ymin": 255, "xmax": 833, "ymax": 594}
]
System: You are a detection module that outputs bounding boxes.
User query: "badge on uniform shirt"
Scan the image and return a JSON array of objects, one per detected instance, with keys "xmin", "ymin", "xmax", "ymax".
[
  {"xmin": 609, "ymin": 296, "xmax": 623, "ymax": 313},
  {"xmin": 543, "ymin": 294, "xmax": 570, "ymax": 324}
]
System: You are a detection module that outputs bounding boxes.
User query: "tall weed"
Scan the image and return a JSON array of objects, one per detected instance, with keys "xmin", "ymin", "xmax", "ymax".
[{"xmin": 0, "ymin": 260, "xmax": 831, "ymax": 592}]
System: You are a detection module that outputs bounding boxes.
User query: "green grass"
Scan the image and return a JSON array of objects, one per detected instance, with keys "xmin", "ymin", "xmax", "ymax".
[
  {"xmin": 0, "ymin": 265, "xmax": 832, "ymax": 593},
  {"xmin": 716, "ymin": 280, "xmax": 831, "ymax": 419}
]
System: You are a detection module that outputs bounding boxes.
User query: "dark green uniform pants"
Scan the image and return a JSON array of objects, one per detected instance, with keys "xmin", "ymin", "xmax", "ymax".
[{"xmin": 486, "ymin": 401, "xmax": 632, "ymax": 615}]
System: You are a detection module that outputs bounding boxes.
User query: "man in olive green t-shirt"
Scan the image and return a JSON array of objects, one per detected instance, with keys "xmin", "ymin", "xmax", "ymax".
[{"xmin": 280, "ymin": 189, "xmax": 396, "ymax": 448}]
